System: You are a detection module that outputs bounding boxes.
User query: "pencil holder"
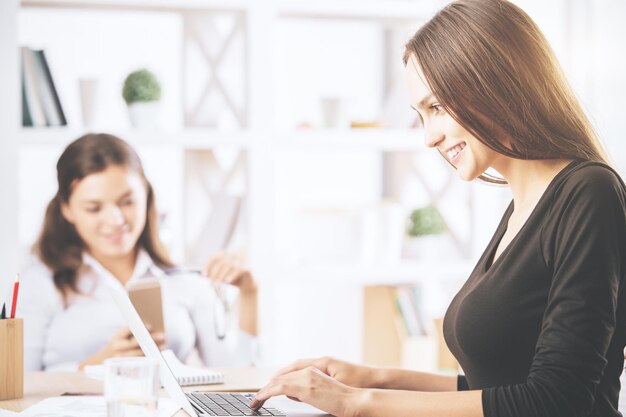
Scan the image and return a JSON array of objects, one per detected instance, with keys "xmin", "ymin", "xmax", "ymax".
[{"xmin": 0, "ymin": 318, "xmax": 23, "ymax": 400}]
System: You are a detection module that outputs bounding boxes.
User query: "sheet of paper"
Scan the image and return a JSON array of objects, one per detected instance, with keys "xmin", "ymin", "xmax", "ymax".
[
  {"xmin": 269, "ymin": 395, "xmax": 332, "ymax": 417},
  {"xmin": 21, "ymin": 396, "xmax": 179, "ymax": 417},
  {"xmin": 84, "ymin": 364, "xmax": 105, "ymax": 381}
]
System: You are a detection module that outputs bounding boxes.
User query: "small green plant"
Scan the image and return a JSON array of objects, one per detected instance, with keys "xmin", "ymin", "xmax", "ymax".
[
  {"xmin": 122, "ymin": 69, "xmax": 161, "ymax": 104},
  {"xmin": 407, "ymin": 206, "xmax": 446, "ymax": 237}
]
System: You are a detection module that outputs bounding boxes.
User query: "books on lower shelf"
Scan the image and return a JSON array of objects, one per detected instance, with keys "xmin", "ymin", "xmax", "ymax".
[
  {"xmin": 363, "ymin": 285, "xmax": 459, "ymax": 372},
  {"xmin": 21, "ymin": 46, "xmax": 67, "ymax": 127},
  {"xmin": 394, "ymin": 284, "xmax": 428, "ymax": 337},
  {"xmin": 161, "ymin": 349, "xmax": 224, "ymax": 386}
]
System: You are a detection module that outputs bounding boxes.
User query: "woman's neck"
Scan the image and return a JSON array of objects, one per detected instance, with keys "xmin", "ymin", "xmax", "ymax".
[
  {"xmin": 495, "ymin": 158, "xmax": 573, "ymax": 212},
  {"xmin": 89, "ymin": 248, "xmax": 138, "ymax": 285}
]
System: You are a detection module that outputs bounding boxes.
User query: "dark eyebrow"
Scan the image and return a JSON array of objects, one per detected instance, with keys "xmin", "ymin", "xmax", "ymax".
[
  {"xmin": 116, "ymin": 190, "xmax": 134, "ymax": 201},
  {"xmin": 414, "ymin": 93, "xmax": 435, "ymax": 110},
  {"xmin": 80, "ymin": 190, "xmax": 133, "ymax": 205}
]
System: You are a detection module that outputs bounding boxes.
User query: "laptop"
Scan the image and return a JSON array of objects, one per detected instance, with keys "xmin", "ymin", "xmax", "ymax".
[{"xmin": 107, "ymin": 284, "xmax": 328, "ymax": 417}]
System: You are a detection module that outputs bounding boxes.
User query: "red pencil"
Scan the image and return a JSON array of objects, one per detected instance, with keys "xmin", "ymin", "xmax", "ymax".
[{"xmin": 10, "ymin": 274, "xmax": 19, "ymax": 319}]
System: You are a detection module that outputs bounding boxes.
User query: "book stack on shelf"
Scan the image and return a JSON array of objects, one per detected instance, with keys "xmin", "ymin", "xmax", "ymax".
[
  {"xmin": 21, "ymin": 46, "xmax": 66, "ymax": 128},
  {"xmin": 363, "ymin": 285, "xmax": 459, "ymax": 373},
  {"xmin": 394, "ymin": 285, "xmax": 428, "ymax": 338}
]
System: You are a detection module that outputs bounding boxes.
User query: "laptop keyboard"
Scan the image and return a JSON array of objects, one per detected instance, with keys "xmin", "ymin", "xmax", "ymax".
[{"xmin": 187, "ymin": 392, "xmax": 286, "ymax": 416}]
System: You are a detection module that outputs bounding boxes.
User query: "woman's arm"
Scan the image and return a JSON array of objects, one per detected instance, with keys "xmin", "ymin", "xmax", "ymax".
[
  {"xmin": 250, "ymin": 366, "xmax": 482, "ymax": 417},
  {"xmin": 357, "ymin": 388, "xmax": 482, "ymax": 417},
  {"xmin": 78, "ymin": 326, "xmax": 164, "ymax": 369},
  {"xmin": 238, "ymin": 287, "xmax": 258, "ymax": 336},
  {"xmin": 269, "ymin": 357, "xmax": 458, "ymax": 392},
  {"xmin": 203, "ymin": 253, "xmax": 258, "ymax": 336},
  {"xmin": 371, "ymin": 367, "xmax": 458, "ymax": 391}
]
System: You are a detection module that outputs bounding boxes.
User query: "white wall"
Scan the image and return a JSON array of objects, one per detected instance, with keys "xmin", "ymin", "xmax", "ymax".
[{"xmin": 514, "ymin": 0, "xmax": 626, "ymax": 174}]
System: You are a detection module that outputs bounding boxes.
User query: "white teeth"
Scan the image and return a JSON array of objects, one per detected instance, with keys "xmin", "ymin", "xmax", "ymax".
[{"xmin": 446, "ymin": 143, "xmax": 466, "ymax": 160}]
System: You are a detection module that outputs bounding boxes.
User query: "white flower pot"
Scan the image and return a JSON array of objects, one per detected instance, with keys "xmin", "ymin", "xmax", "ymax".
[
  {"xmin": 402, "ymin": 234, "xmax": 449, "ymax": 260},
  {"xmin": 127, "ymin": 101, "xmax": 159, "ymax": 129}
]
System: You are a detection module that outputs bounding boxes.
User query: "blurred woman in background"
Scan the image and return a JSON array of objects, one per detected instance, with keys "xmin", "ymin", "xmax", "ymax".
[{"xmin": 21, "ymin": 133, "xmax": 258, "ymax": 371}]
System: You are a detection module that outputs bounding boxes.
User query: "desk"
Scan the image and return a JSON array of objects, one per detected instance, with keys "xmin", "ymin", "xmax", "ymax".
[{"xmin": 0, "ymin": 368, "xmax": 276, "ymax": 413}]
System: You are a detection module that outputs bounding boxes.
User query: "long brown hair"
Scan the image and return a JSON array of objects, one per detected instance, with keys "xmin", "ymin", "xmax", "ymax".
[
  {"xmin": 34, "ymin": 133, "xmax": 174, "ymax": 298},
  {"xmin": 404, "ymin": 0, "xmax": 608, "ymax": 184}
]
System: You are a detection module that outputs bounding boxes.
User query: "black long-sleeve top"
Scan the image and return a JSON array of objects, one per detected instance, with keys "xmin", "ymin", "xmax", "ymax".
[{"xmin": 443, "ymin": 161, "xmax": 626, "ymax": 417}]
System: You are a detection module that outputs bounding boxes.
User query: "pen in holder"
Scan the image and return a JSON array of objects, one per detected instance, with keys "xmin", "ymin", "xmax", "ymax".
[{"xmin": 0, "ymin": 318, "xmax": 23, "ymax": 400}]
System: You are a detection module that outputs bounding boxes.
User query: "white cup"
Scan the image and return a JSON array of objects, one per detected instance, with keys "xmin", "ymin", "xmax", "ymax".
[
  {"xmin": 104, "ymin": 357, "xmax": 159, "ymax": 417},
  {"xmin": 78, "ymin": 78, "xmax": 98, "ymax": 128},
  {"xmin": 320, "ymin": 97, "xmax": 346, "ymax": 128}
]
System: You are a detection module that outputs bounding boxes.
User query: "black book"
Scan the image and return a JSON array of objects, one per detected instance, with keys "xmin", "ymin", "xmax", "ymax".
[
  {"xmin": 33, "ymin": 49, "xmax": 67, "ymax": 126},
  {"xmin": 22, "ymin": 73, "xmax": 33, "ymax": 127},
  {"xmin": 21, "ymin": 46, "xmax": 46, "ymax": 127}
]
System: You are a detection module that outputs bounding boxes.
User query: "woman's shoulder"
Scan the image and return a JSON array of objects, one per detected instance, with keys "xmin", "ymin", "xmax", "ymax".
[
  {"xmin": 19, "ymin": 255, "xmax": 63, "ymax": 307},
  {"xmin": 21, "ymin": 254, "xmax": 54, "ymax": 281},
  {"xmin": 554, "ymin": 161, "xmax": 626, "ymax": 202}
]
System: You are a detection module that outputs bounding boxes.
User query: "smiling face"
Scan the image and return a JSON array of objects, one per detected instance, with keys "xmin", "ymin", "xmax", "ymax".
[
  {"xmin": 61, "ymin": 165, "xmax": 148, "ymax": 262},
  {"xmin": 405, "ymin": 56, "xmax": 504, "ymax": 181}
]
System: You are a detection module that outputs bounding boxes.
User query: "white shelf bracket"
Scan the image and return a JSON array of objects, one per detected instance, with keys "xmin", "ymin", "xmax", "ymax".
[{"xmin": 183, "ymin": 11, "xmax": 248, "ymax": 128}]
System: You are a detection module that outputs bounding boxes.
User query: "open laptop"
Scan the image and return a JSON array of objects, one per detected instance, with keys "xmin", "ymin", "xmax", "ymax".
[{"xmin": 107, "ymin": 284, "xmax": 328, "ymax": 417}]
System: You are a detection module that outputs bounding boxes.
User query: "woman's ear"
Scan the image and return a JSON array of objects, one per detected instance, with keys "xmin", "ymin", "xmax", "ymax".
[{"xmin": 60, "ymin": 202, "xmax": 75, "ymax": 224}]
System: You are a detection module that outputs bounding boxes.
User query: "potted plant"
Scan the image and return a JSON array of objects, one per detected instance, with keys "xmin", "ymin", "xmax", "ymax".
[
  {"xmin": 122, "ymin": 68, "xmax": 161, "ymax": 128},
  {"xmin": 404, "ymin": 205, "xmax": 447, "ymax": 259}
]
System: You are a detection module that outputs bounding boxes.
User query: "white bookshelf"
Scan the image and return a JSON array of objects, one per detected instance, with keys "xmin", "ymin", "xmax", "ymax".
[
  {"xmin": 18, "ymin": 128, "xmax": 256, "ymax": 149},
  {"xmin": 272, "ymin": 129, "xmax": 424, "ymax": 152},
  {"xmin": 274, "ymin": 260, "xmax": 474, "ymax": 285},
  {"xmin": 277, "ymin": 0, "xmax": 439, "ymax": 20},
  {"xmin": 21, "ymin": 0, "xmax": 440, "ymax": 20},
  {"xmin": 19, "ymin": 127, "xmax": 425, "ymax": 151},
  {"xmin": 21, "ymin": 0, "xmax": 250, "ymax": 12}
]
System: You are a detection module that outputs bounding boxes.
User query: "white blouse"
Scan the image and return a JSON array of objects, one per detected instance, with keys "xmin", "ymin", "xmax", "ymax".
[{"xmin": 19, "ymin": 251, "xmax": 256, "ymax": 371}]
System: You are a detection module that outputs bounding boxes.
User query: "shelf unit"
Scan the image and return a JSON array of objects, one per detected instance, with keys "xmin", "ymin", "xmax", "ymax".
[
  {"xmin": 17, "ymin": 128, "xmax": 424, "ymax": 151},
  {"xmin": 1, "ymin": 0, "xmax": 469, "ymax": 364},
  {"xmin": 21, "ymin": 0, "xmax": 437, "ymax": 18},
  {"xmin": 274, "ymin": 260, "xmax": 474, "ymax": 285}
]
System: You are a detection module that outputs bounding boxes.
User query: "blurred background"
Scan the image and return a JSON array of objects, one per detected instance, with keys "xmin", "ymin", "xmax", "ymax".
[{"xmin": 0, "ymin": 0, "xmax": 624, "ymax": 370}]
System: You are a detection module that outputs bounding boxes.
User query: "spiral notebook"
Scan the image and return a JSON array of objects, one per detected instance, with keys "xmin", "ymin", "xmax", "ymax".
[{"xmin": 162, "ymin": 349, "xmax": 224, "ymax": 386}]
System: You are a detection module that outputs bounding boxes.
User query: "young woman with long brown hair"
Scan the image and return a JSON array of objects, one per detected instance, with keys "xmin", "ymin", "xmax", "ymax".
[
  {"xmin": 249, "ymin": 1, "xmax": 626, "ymax": 416},
  {"xmin": 20, "ymin": 133, "xmax": 258, "ymax": 371}
]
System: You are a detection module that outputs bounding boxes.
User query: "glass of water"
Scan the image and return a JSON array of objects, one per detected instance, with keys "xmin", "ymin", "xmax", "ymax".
[
  {"xmin": 213, "ymin": 281, "xmax": 232, "ymax": 340},
  {"xmin": 104, "ymin": 357, "xmax": 159, "ymax": 417}
]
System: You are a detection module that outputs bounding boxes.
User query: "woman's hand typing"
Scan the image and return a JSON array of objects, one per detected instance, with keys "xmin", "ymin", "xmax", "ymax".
[
  {"xmin": 271, "ymin": 356, "xmax": 381, "ymax": 389},
  {"xmin": 250, "ymin": 365, "xmax": 365, "ymax": 417}
]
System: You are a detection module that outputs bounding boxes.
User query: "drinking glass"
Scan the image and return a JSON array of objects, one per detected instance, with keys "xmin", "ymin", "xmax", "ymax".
[
  {"xmin": 104, "ymin": 357, "xmax": 159, "ymax": 417},
  {"xmin": 213, "ymin": 281, "xmax": 232, "ymax": 340}
]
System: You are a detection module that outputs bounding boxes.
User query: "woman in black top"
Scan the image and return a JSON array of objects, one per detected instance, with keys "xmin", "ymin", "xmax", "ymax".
[{"xmin": 250, "ymin": 1, "xmax": 626, "ymax": 416}]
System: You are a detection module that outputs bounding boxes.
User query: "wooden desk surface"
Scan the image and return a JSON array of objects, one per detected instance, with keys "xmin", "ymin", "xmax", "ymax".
[{"xmin": 0, "ymin": 368, "xmax": 276, "ymax": 413}]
